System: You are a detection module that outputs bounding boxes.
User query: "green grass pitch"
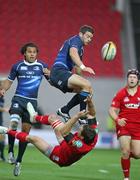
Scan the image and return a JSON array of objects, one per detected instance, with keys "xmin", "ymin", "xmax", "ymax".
[{"xmin": 0, "ymin": 147, "xmax": 140, "ymax": 180}]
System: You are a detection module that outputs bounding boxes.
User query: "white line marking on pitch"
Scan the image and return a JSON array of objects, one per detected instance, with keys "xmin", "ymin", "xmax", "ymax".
[{"xmin": 98, "ymin": 169, "xmax": 109, "ymax": 173}]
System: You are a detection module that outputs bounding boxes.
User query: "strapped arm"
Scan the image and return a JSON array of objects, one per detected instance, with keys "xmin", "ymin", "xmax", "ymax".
[
  {"xmin": 87, "ymin": 96, "xmax": 96, "ymax": 117},
  {"xmin": 59, "ymin": 111, "xmax": 88, "ymax": 136}
]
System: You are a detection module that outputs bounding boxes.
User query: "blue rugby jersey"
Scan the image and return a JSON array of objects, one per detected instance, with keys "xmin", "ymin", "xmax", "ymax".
[
  {"xmin": 53, "ymin": 35, "xmax": 84, "ymax": 71},
  {"xmin": 8, "ymin": 60, "xmax": 48, "ymax": 100}
]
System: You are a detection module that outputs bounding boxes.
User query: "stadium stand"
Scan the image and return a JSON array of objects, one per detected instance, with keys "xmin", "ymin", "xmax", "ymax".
[{"xmin": 0, "ymin": 0, "xmax": 123, "ymax": 77}]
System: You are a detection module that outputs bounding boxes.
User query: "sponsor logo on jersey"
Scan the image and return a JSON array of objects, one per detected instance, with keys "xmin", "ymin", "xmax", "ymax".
[
  {"xmin": 33, "ymin": 66, "xmax": 40, "ymax": 71},
  {"xmin": 26, "ymin": 71, "xmax": 35, "ymax": 75},
  {"xmin": 124, "ymin": 97, "xmax": 129, "ymax": 102},
  {"xmin": 72, "ymin": 140, "xmax": 83, "ymax": 148},
  {"xmin": 20, "ymin": 66, "xmax": 28, "ymax": 70},
  {"xmin": 125, "ymin": 103, "xmax": 139, "ymax": 109}
]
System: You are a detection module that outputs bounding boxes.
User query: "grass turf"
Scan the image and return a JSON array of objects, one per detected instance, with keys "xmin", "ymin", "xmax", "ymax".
[{"xmin": 0, "ymin": 147, "xmax": 140, "ymax": 180}]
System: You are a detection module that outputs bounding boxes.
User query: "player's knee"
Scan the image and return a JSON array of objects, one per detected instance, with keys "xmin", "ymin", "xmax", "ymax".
[
  {"xmin": 83, "ymin": 80, "xmax": 92, "ymax": 92},
  {"xmin": 48, "ymin": 114, "xmax": 58, "ymax": 123},
  {"xmin": 132, "ymin": 152, "xmax": 140, "ymax": 159},
  {"xmin": 121, "ymin": 149, "xmax": 130, "ymax": 159},
  {"xmin": 26, "ymin": 135, "xmax": 35, "ymax": 143}
]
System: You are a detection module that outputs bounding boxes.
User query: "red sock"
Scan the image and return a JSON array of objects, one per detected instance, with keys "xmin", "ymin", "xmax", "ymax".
[
  {"xmin": 35, "ymin": 115, "xmax": 50, "ymax": 125},
  {"xmin": 8, "ymin": 130, "xmax": 17, "ymax": 137},
  {"xmin": 121, "ymin": 157, "xmax": 130, "ymax": 178},
  {"xmin": 8, "ymin": 130, "xmax": 28, "ymax": 142}
]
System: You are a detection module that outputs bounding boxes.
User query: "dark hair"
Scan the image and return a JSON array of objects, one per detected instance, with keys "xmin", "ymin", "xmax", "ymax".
[
  {"xmin": 81, "ymin": 125, "xmax": 96, "ymax": 144},
  {"xmin": 20, "ymin": 43, "xmax": 39, "ymax": 55},
  {"xmin": 79, "ymin": 25, "xmax": 94, "ymax": 34},
  {"xmin": 127, "ymin": 69, "xmax": 140, "ymax": 79}
]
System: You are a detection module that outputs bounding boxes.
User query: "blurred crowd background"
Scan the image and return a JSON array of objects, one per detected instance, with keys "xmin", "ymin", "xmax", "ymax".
[{"xmin": 0, "ymin": 0, "xmax": 139, "ymax": 132}]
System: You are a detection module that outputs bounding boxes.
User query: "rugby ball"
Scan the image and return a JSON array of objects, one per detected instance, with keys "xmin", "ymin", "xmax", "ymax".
[{"xmin": 101, "ymin": 41, "xmax": 117, "ymax": 61}]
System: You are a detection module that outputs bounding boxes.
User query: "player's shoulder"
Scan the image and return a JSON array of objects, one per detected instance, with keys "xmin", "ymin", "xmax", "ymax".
[
  {"xmin": 115, "ymin": 87, "xmax": 126, "ymax": 97},
  {"xmin": 69, "ymin": 35, "xmax": 78, "ymax": 40},
  {"xmin": 69, "ymin": 35, "xmax": 81, "ymax": 42},
  {"xmin": 37, "ymin": 59, "xmax": 47, "ymax": 64},
  {"xmin": 68, "ymin": 35, "xmax": 83, "ymax": 49},
  {"xmin": 14, "ymin": 59, "xmax": 24, "ymax": 65},
  {"xmin": 11, "ymin": 60, "xmax": 24, "ymax": 68},
  {"xmin": 137, "ymin": 85, "xmax": 140, "ymax": 94},
  {"xmin": 36, "ymin": 59, "xmax": 49, "ymax": 68}
]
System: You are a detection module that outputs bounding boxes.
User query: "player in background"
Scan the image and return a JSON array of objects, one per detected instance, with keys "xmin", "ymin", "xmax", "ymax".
[
  {"xmin": 0, "ymin": 96, "xmax": 98, "ymax": 167},
  {"xmin": 109, "ymin": 69, "xmax": 140, "ymax": 180},
  {"xmin": 49, "ymin": 25, "xmax": 95, "ymax": 122},
  {"xmin": 0, "ymin": 43, "xmax": 50, "ymax": 176},
  {"xmin": 0, "ymin": 79, "xmax": 9, "ymax": 161}
]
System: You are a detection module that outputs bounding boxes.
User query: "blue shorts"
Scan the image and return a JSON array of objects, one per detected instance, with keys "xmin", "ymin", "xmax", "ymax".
[
  {"xmin": 50, "ymin": 66, "xmax": 73, "ymax": 93},
  {"xmin": 0, "ymin": 118, "xmax": 3, "ymax": 126},
  {"xmin": 9, "ymin": 96, "xmax": 37, "ymax": 124}
]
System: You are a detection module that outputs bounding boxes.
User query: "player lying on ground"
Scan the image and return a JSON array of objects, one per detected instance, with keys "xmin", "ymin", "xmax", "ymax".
[{"xmin": 0, "ymin": 97, "xmax": 98, "ymax": 167}]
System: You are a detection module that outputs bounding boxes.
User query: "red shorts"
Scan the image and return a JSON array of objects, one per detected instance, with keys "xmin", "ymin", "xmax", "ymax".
[
  {"xmin": 116, "ymin": 122, "xmax": 140, "ymax": 140},
  {"xmin": 49, "ymin": 146, "xmax": 65, "ymax": 166},
  {"xmin": 49, "ymin": 141, "xmax": 74, "ymax": 167}
]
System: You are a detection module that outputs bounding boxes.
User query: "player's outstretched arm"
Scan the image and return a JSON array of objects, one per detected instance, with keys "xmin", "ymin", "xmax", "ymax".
[
  {"xmin": 70, "ymin": 47, "xmax": 95, "ymax": 75},
  {"xmin": 86, "ymin": 97, "xmax": 96, "ymax": 117},
  {"xmin": 0, "ymin": 79, "xmax": 12, "ymax": 96},
  {"xmin": 43, "ymin": 68, "xmax": 50, "ymax": 80},
  {"xmin": 60, "ymin": 110, "xmax": 89, "ymax": 136}
]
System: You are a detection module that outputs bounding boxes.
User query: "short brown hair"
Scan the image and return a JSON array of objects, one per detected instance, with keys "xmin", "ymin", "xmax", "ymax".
[
  {"xmin": 20, "ymin": 42, "xmax": 39, "ymax": 55},
  {"xmin": 81, "ymin": 125, "xmax": 96, "ymax": 144},
  {"xmin": 80, "ymin": 25, "xmax": 94, "ymax": 34},
  {"xmin": 127, "ymin": 69, "xmax": 140, "ymax": 79}
]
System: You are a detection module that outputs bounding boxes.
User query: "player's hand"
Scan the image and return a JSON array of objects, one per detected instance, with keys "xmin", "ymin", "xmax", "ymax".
[
  {"xmin": 43, "ymin": 68, "xmax": 50, "ymax": 77},
  {"xmin": 116, "ymin": 118, "xmax": 127, "ymax": 127},
  {"xmin": 3, "ymin": 107, "xmax": 10, "ymax": 113},
  {"xmin": 76, "ymin": 110, "xmax": 89, "ymax": 119},
  {"xmin": 84, "ymin": 94, "xmax": 93, "ymax": 102},
  {"xmin": 0, "ymin": 89, "xmax": 6, "ymax": 97},
  {"xmin": 82, "ymin": 67, "xmax": 95, "ymax": 75}
]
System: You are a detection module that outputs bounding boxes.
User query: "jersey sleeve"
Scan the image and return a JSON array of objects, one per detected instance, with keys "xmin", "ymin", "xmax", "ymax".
[
  {"xmin": 38, "ymin": 60, "xmax": 49, "ymax": 80},
  {"xmin": 63, "ymin": 132, "xmax": 74, "ymax": 143},
  {"xmin": 0, "ymin": 97, "xmax": 4, "ymax": 107},
  {"xmin": 42, "ymin": 62, "xmax": 49, "ymax": 69},
  {"xmin": 8, "ymin": 64, "xmax": 18, "ymax": 81},
  {"xmin": 43, "ymin": 66, "xmax": 50, "ymax": 81},
  {"xmin": 111, "ymin": 92, "xmax": 122, "ymax": 108},
  {"xmin": 69, "ymin": 37, "xmax": 81, "ymax": 50}
]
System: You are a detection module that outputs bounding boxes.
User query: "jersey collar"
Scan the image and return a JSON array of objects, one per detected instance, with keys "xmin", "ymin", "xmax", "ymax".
[{"xmin": 24, "ymin": 59, "xmax": 38, "ymax": 66}]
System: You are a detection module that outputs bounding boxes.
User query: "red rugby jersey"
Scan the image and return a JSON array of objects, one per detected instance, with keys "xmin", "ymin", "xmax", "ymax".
[
  {"xmin": 111, "ymin": 86, "xmax": 140, "ymax": 123},
  {"xmin": 50, "ymin": 132, "xmax": 98, "ymax": 167}
]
